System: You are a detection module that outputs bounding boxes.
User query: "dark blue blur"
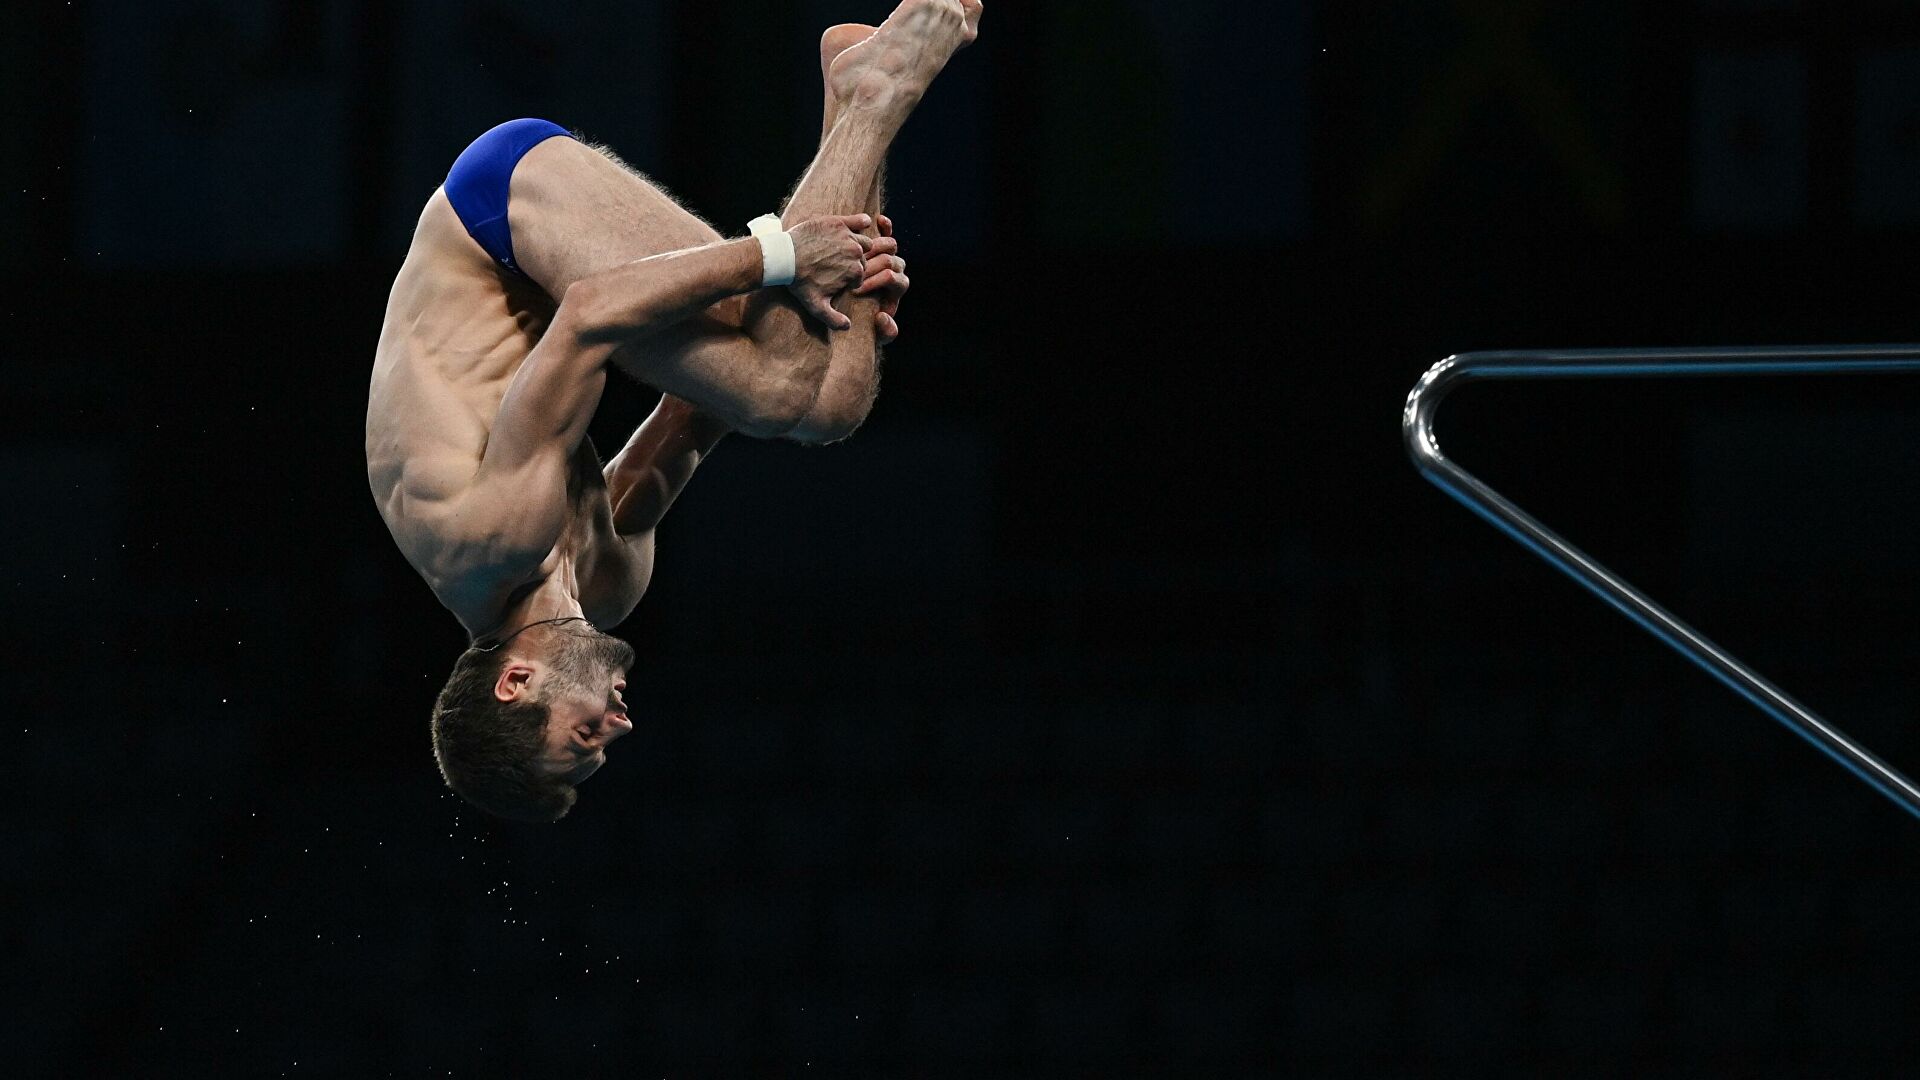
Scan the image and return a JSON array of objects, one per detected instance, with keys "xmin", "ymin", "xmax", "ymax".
[{"xmin": 12, "ymin": 0, "xmax": 1920, "ymax": 1073}]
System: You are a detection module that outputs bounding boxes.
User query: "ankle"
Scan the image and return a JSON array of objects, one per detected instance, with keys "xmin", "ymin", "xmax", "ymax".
[{"xmin": 845, "ymin": 71, "xmax": 924, "ymax": 117}]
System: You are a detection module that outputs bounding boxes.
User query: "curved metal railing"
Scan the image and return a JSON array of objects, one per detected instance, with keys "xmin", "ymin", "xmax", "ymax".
[{"xmin": 1403, "ymin": 346, "xmax": 1920, "ymax": 820}]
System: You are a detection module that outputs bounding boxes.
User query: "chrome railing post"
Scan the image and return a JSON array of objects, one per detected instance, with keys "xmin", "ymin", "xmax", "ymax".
[{"xmin": 1404, "ymin": 346, "xmax": 1920, "ymax": 821}]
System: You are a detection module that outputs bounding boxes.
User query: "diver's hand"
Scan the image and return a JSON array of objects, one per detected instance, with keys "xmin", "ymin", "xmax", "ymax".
[
  {"xmin": 786, "ymin": 214, "xmax": 874, "ymax": 330},
  {"xmin": 855, "ymin": 214, "xmax": 909, "ymax": 345}
]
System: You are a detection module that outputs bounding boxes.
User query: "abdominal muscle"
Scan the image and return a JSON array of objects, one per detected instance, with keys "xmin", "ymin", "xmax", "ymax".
[{"xmin": 367, "ymin": 189, "xmax": 583, "ymax": 619}]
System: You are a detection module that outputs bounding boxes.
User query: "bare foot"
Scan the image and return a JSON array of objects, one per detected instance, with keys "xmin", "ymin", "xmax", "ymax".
[
  {"xmin": 826, "ymin": 0, "xmax": 982, "ymax": 114},
  {"xmin": 821, "ymin": 23, "xmax": 876, "ymax": 81},
  {"xmin": 819, "ymin": 23, "xmax": 877, "ymax": 138},
  {"xmin": 959, "ymin": 0, "xmax": 982, "ymax": 47}
]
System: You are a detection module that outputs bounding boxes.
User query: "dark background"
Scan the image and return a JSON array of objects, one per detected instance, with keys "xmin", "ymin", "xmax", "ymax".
[{"xmin": 14, "ymin": 0, "xmax": 1920, "ymax": 1074}]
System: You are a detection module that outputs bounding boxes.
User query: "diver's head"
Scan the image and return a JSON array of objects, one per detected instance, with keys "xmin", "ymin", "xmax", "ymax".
[{"xmin": 429, "ymin": 620, "xmax": 635, "ymax": 822}]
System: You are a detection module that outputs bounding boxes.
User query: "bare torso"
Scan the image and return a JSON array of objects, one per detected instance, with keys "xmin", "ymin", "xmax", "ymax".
[{"xmin": 366, "ymin": 190, "xmax": 641, "ymax": 637}]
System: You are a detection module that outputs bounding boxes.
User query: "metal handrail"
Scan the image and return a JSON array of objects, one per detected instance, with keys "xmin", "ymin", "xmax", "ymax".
[{"xmin": 1403, "ymin": 346, "xmax": 1920, "ymax": 821}]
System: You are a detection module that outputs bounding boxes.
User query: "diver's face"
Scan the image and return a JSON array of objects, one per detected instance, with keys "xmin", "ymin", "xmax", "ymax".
[{"xmin": 528, "ymin": 625, "xmax": 637, "ymax": 784}]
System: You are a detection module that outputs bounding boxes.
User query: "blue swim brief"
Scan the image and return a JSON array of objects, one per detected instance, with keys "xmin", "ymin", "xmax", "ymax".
[{"xmin": 443, "ymin": 118, "xmax": 572, "ymax": 278}]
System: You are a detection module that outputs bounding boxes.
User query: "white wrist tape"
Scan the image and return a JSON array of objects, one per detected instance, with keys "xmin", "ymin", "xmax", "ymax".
[{"xmin": 748, "ymin": 214, "xmax": 795, "ymax": 287}]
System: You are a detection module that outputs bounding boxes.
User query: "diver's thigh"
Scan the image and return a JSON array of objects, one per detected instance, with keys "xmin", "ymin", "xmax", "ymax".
[{"xmin": 508, "ymin": 136, "xmax": 725, "ymax": 298}]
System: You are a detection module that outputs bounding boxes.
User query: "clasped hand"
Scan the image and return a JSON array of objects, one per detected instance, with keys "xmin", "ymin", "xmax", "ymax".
[{"xmin": 785, "ymin": 213, "xmax": 912, "ymax": 344}]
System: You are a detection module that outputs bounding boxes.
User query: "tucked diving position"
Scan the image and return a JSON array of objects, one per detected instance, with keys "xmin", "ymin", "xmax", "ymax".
[{"xmin": 364, "ymin": 2, "xmax": 982, "ymax": 820}]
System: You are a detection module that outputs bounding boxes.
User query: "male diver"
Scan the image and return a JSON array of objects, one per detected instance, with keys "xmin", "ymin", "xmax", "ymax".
[{"xmin": 365, "ymin": 1, "xmax": 982, "ymax": 820}]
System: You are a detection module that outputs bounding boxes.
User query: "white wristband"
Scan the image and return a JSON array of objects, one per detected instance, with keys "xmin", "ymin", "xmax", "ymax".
[{"xmin": 748, "ymin": 214, "xmax": 795, "ymax": 287}]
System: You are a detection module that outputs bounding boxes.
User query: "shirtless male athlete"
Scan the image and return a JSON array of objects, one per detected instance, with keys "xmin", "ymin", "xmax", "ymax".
[{"xmin": 365, "ymin": 1, "xmax": 982, "ymax": 821}]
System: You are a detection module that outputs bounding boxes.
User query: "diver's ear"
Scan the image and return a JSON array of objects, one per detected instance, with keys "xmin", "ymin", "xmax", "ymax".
[{"xmin": 494, "ymin": 662, "xmax": 536, "ymax": 703}]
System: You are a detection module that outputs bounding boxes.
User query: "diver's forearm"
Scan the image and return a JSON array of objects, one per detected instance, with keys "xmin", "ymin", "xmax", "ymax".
[{"xmin": 605, "ymin": 397, "xmax": 729, "ymax": 535}]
